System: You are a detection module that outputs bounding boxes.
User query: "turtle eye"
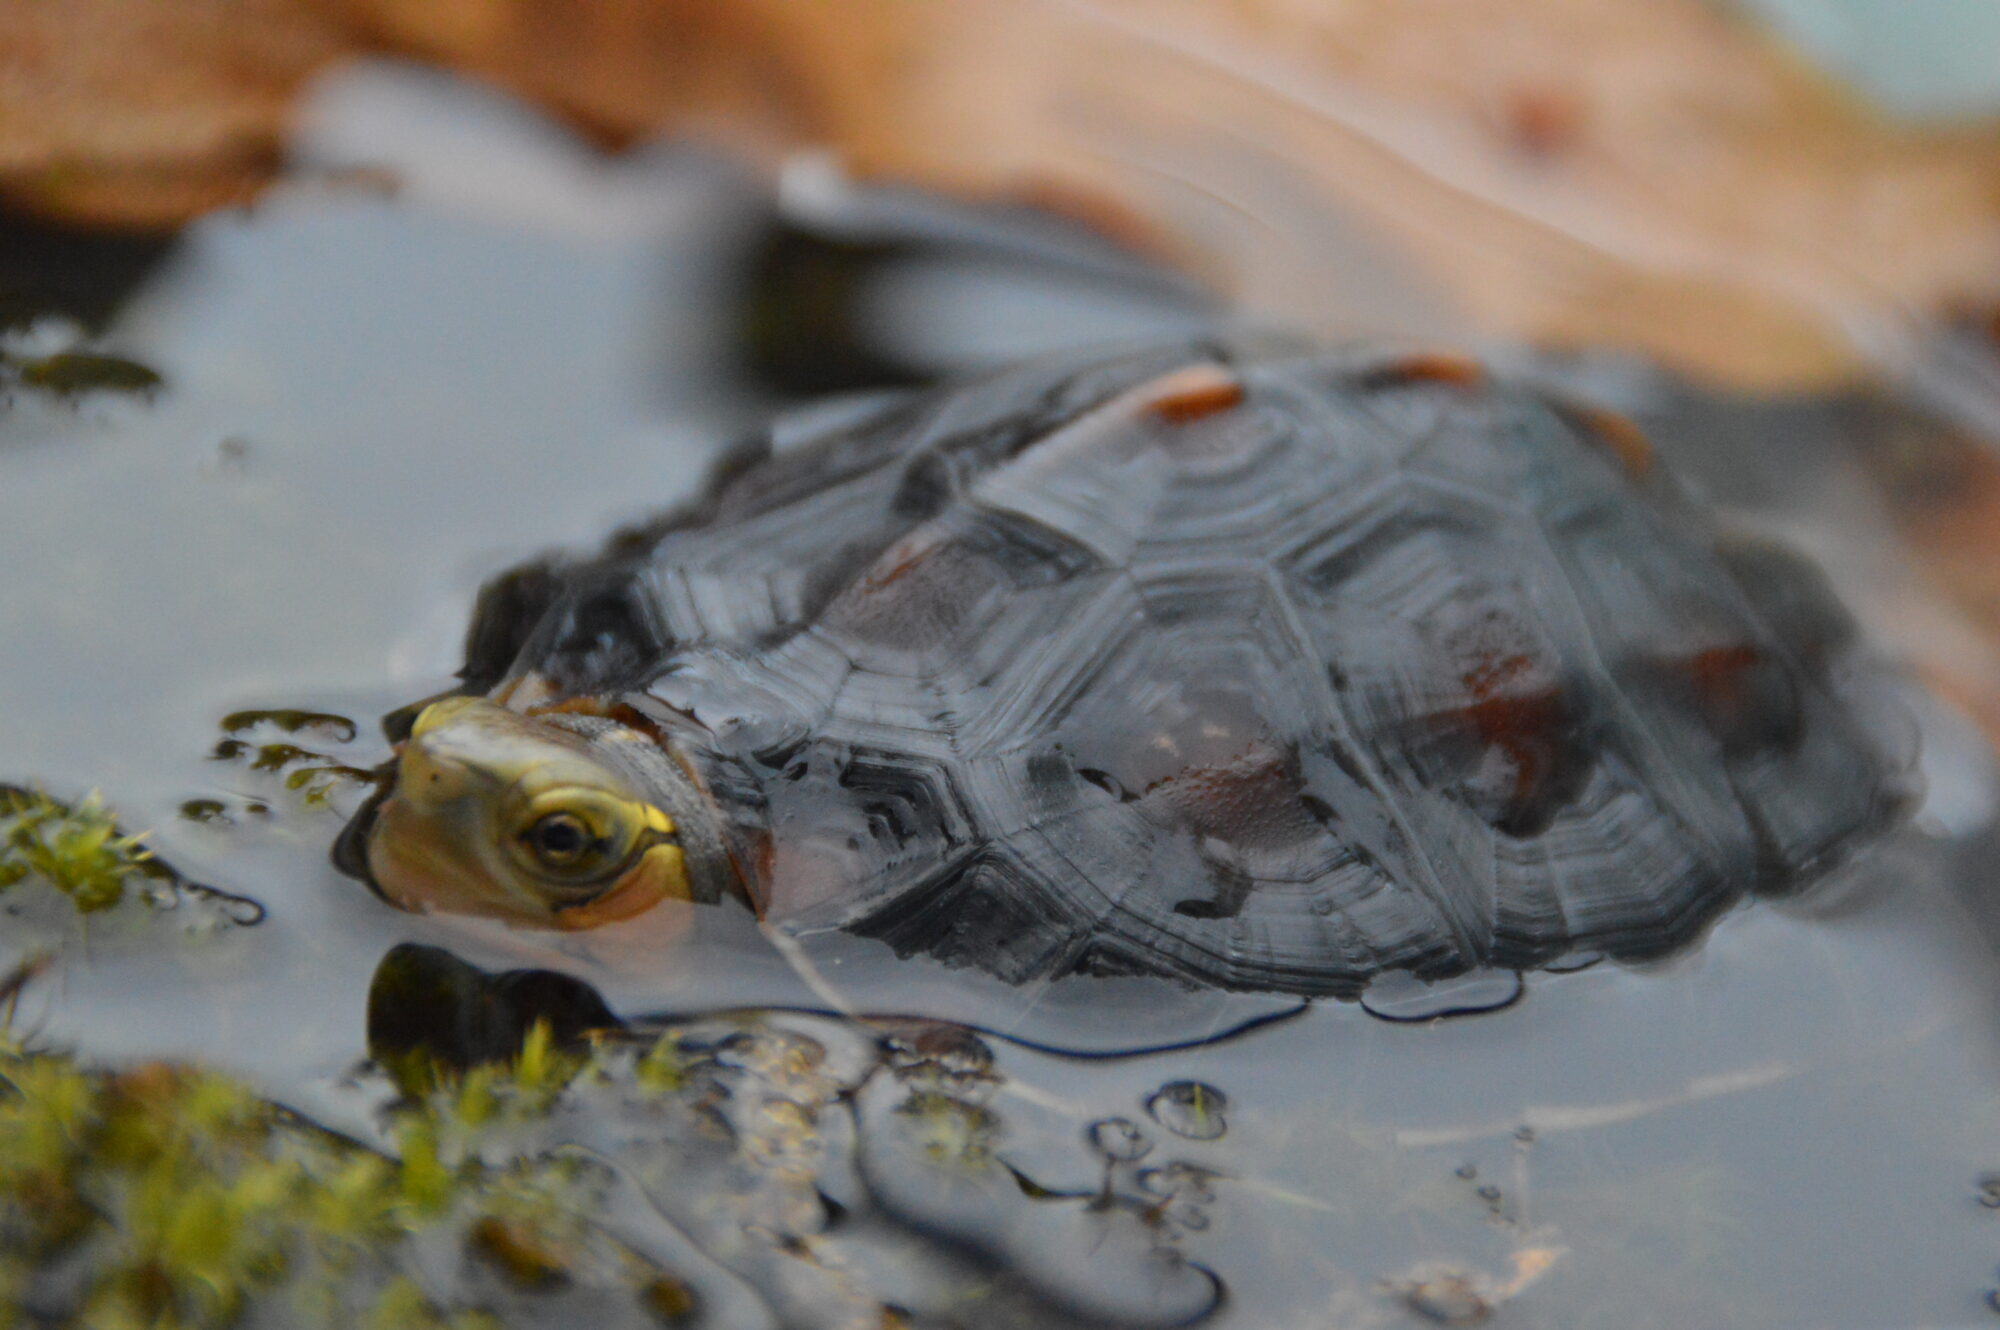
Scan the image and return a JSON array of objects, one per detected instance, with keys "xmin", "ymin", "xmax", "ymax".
[{"xmin": 518, "ymin": 809, "xmax": 618, "ymax": 882}]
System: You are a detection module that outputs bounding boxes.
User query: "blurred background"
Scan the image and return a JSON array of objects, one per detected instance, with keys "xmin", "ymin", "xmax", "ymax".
[
  {"xmin": 8, "ymin": 0, "xmax": 2000, "ymax": 379},
  {"xmin": 14, "ymin": 0, "xmax": 2000, "ymax": 747}
]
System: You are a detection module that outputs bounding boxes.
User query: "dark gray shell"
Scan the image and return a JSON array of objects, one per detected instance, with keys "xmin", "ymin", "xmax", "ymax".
[{"xmin": 476, "ymin": 343, "xmax": 1911, "ymax": 997}]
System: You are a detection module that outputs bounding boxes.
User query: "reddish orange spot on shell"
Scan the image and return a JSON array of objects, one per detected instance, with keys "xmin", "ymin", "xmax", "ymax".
[
  {"xmin": 1570, "ymin": 405, "xmax": 1655, "ymax": 475},
  {"xmin": 1458, "ymin": 691, "xmax": 1571, "ymax": 800},
  {"xmin": 1455, "ymin": 649, "xmax": 1572, "ymax": 812},
  {"xmin": 862, "ymin": 533, "xmax": 943, "ymax": 591},
  {"xmin": 1144, "ymin": 365, "xmax": 1246, "ymax": 424},
  {"xmin": 1358, "ymin": 353, "xmax": 1487, "ymax": 390},
  {"xmin": 1659, "ymin": 642, "xmax": 1800, "ymax": 756},
  {"xmin": 1684, "ymin": 644, "xmax": 1762, "ymax": 689},
  {"xmin": 1678, "ymin": 644, "xmax": 1764, "ymax": 731}
]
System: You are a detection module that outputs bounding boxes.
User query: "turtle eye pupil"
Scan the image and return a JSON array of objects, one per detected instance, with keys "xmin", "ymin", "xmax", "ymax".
[{"xmin": 528, "ymin": 812, "xmax": 591, "ymax": 865}]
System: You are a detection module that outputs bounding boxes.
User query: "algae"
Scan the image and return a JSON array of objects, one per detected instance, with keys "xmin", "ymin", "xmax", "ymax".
[
  {"xmin": 0, "ymin": 1013, "xmax": 693, "ymax": 1330},
  {"xmin": 208, "ymin": 712, "xmax": 379, "ymax": 811},
  {"xmin": 0, "ymin": 787, "xmax": 151, "ymax": 914},
  {"xmin": 10, "ymin": 351, "xmax": 164, "ymax": 398},
  {"xmin": 0, "ymin": 786, "xmax": 264, "ymax": 927},
  {"xmin": 0, "ymin": 927, "xmax": 1228, "ymax": 1329}
]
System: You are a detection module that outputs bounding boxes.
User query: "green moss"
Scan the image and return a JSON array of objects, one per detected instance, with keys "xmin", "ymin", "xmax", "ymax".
[
  {"xmin": 0, "ymin": 787, "xmax": 151, "ymax": 914},
  {"xmin": 0, "ymin": 787, "xmax": 265, "ymax": 929},
  {"xmin": 0, "ymin": 1022, "xmax": 680, "ymax": 1329},
  {"xmin": 634, "ymin": 1032, "xmax": 689, "ymax": 1094}
]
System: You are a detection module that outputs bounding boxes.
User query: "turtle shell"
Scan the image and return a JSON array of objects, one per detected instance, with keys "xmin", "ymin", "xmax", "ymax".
[{"xmin": 470, "ymin": 343, "xmax": 1912, "ymax": 997}]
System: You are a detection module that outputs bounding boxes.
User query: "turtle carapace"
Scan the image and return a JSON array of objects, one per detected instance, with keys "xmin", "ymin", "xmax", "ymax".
[{"xmin": 336, "ymin": 343, "xmax": 1912, "ymax": 997}]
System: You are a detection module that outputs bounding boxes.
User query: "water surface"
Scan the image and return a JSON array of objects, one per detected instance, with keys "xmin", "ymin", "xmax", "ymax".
[{"xmin": 4, "ymin": 63, "xmax": 2000, "ymax": 1329}]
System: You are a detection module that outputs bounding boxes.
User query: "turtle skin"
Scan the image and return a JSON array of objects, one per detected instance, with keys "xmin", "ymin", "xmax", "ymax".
[{"xmin": 467, "ymin": 342, "xmax": 1911, "ymax": 997}]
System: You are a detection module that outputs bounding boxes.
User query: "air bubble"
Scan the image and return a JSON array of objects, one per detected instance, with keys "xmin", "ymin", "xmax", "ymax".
[
  {"xmin": 1086, "ymin": 1116, "xmax": 1152, "ymax": 1162},
  {"xmin": 1145, "ymin": 1080, "xmax": 1228, "ymax": 1141}
]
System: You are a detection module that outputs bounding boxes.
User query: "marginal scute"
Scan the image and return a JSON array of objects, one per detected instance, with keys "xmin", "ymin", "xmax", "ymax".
[
  {"xmin": 463, "ymin": 343, "xmax": 1911, "ymax": 996},
  {"xmin": 847, "ymin": 850, "xmax": 1085, "ymax": 985}
]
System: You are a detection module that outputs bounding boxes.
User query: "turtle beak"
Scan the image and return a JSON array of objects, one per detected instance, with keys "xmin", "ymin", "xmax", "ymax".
[
  {"xmin": 331, "ymin": 762, "xmax": 398, "ymax": 903},
  {"xmin": 334, "ymin": 690, "xmax": 469, "ymax": 901}
]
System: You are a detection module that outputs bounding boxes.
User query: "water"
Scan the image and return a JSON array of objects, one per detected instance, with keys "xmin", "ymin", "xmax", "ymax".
[{"xmin": 5, "ymin": 59, "xmax": 2000, "ymax": 1328}]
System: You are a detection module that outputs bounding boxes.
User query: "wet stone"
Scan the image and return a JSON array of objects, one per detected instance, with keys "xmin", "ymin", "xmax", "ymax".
[
  {"xmin": 714, "ymin": 1027, "xmax": 830, "ymax": 1092},
  {"xmin": 1144, "ymin": 1080, "xmax": 1229, "ymax": 1141},
  {"xmin": 1087, "ymin": 1116, "xmax": 1153, "ymax": 1163},
  {"xmin": 1137, "ymin": 1162, "xmax": 1220, "ymax": 1206},
  {"xmin": 881, "ymin": 1020, "xmax": 998, "ymax": 1098},
  {"xmin": 895, "ymin": 1090, "xmax": 1000, "ymax": 1169},
  {"xmin": 1387, "ymin": 1269, "xmax": 1492, "ymax": 1327},
  {"xmin": 468, "ymin": 1215, "xmax": 573, "ymax": 1291},
  {"xmin": 1132, "ymin": 1162, "xmax": 1221, "ymax": 1237},
  {"xmin": 642, "ymin": 1275, "xmax": 700, "ymax": 1325}
]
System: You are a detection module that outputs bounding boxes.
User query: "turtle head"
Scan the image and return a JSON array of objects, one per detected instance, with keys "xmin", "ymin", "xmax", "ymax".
[{"xmin": 335, "ymin": 696, "xmax": 730, "ymax": 929}]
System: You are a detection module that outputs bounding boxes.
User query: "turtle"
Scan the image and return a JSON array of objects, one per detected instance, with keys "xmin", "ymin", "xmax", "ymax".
[{"xmin": 335, "ymin": 341, "xmax": 1914, "ymax": 998}]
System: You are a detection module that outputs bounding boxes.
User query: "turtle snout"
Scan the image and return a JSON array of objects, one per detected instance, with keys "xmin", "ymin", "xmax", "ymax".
[
  {"xmin": 332, "ymin": 735, "xmax": 466, "ymax": 899},
  {"xmin": 330, "ymin": 766, "xmax": 397, "ymax": 898}
]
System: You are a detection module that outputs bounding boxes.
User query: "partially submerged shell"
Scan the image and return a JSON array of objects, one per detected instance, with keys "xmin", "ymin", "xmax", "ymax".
[{"xmin": 412, "ymin": 342, "xmax": 1913, "ymax": 996}]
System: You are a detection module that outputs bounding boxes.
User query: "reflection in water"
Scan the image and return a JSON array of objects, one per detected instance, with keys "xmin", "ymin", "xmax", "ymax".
[
  {"xmin": 0, "ymin": 210, "xmax": 174, "ymax": 331},
  {"xmin": 1, "ymin": 60, "xmax": 1999, "ymax": 1328},
  {"xmin": 362, "ymin": 942, "xmax": 1227, "ymax": 1327},
  {"xmin": 367, "ymin": 942, "xmax": 622, "ymax": 1077}
]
